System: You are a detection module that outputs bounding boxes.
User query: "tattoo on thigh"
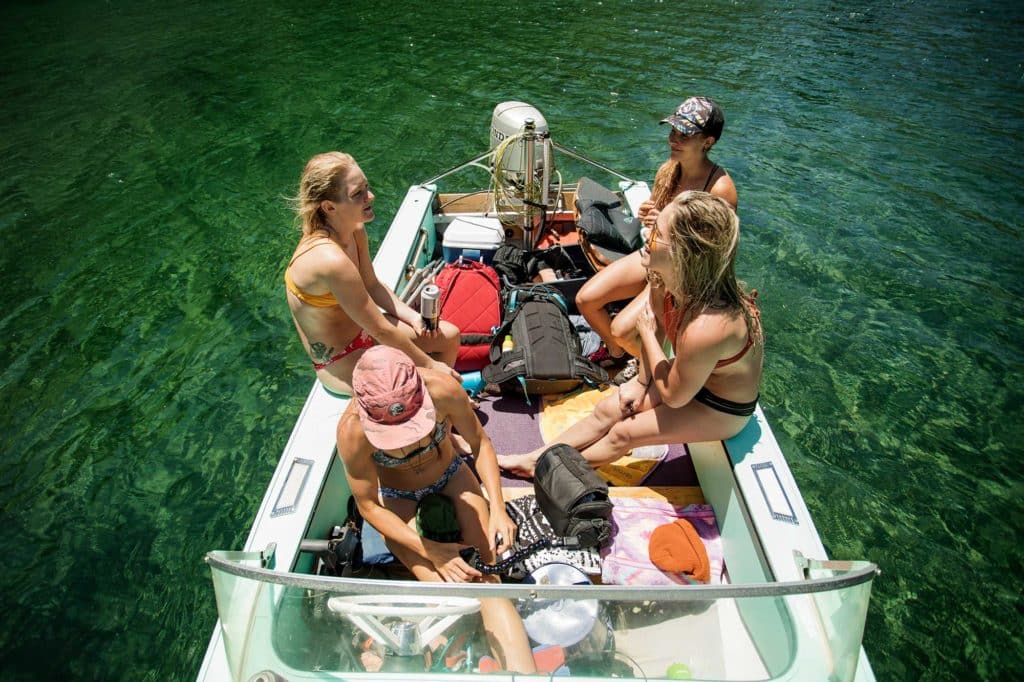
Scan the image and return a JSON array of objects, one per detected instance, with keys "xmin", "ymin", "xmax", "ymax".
[{"xmin": 309, "ymin": 341, "xmax": 334, "ymax": 362}]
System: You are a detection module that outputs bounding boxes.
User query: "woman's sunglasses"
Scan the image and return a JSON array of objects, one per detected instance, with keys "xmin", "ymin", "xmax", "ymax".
[{"xmin": 641, "ymin": 225, "xmax": 671, "ymax": 252}]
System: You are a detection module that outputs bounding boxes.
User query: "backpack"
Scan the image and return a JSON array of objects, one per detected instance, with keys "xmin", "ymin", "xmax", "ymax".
[
  {"xmin": 493, "ymin": 243, "xmax": 584, "ymax": 290},
  {"xmin": 435, "ymin": 259, "xmax": 502, "ymax": 372},
  {"xmin": 482, "ymin": 284, "xmax": 608, "ymax": 397},
  {"xmin": 491, "ymin": 243, "xmax": 532, "ymax": 287},
  {"xmin": 533, "ymin": 444, "xmax": 613, "ymax": 549}
]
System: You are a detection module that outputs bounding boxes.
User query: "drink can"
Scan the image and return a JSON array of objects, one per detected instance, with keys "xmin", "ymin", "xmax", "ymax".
[{"xmin": 420, "ymin": 284, "xmax": 440, "ymax": 331}]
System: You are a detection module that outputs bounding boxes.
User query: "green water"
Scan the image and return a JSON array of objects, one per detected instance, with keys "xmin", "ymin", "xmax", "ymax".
[{"xmin": 0, "ymin": 0, "xmax": 1021, "ymax": 679}]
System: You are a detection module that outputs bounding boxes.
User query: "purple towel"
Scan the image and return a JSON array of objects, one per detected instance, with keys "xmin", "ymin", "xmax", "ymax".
[{"xmin": 475, "ymin": 395, "xmax": 545, "ymax": 487}]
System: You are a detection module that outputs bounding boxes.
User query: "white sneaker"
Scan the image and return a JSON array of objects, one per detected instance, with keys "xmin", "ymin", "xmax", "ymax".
[{"xmin": 612, "ymin": 358, "xmax": 639, "ymax": 385}]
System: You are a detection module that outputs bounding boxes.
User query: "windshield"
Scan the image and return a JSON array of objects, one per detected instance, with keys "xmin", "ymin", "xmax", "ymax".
[{"xmin": 207, "ymin": 549, "xmax": 875, "ymax": 681}]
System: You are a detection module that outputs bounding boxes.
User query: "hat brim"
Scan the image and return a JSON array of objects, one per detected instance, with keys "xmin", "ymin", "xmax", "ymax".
[
  {"xmin": 661, "ymin": 116, "xmax": 703, "ymax": 136},
  {"xmin": 357, "ymin": 374, "xmax": 437, "ymax": 451}
]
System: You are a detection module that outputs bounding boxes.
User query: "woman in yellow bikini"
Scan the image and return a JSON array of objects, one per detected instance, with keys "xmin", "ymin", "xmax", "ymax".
[{"xmin": 286, "ymin": 152, "xmax": 460, "ymax": 395}]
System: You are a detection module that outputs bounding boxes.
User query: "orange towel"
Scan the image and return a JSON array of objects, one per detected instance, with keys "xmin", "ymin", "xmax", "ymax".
[{"xmin": 647, "ymin": 518, "xmax": 710, "ymax": 583}]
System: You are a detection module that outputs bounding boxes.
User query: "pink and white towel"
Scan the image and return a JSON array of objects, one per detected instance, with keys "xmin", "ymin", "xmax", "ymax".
[{"xmin": 600, "ymin": 497, "xmax": 724, "ymax": 586}]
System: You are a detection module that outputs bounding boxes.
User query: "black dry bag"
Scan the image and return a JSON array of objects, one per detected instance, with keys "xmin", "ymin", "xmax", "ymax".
[{"xmin": 532, "ymin": 443, "xmax": 613, "ymax": 549}]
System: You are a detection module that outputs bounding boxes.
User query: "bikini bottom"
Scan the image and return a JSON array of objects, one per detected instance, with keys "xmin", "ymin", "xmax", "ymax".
[
  {"xmin": 379, "ymin": 456, "xmax": 467, "ymax": 503},
  {"xmin": 693, "ymin": 387, "xmax": 758, "ymax": 417},
  {"xmin": 312, "ymin": 330, "xmax": 375, "ymax": 370}
]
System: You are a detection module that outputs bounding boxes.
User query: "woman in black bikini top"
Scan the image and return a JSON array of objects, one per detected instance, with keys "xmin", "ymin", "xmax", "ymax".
[{"xmin": 499, "ymin": 191, "xmax": 763, "ymax": 478}]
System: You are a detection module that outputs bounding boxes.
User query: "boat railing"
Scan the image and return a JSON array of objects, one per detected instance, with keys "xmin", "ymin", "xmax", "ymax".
[
  {"xmin": 206, "ymin": 547, "xmax": 877, "ymax": 681},
  {"xmin": 418, "ymin": 142, "xmax": 640, "ymax": 188},
  {"xmin": 206, "ymin": 547, "xmax": 876, "ymax": 599}
]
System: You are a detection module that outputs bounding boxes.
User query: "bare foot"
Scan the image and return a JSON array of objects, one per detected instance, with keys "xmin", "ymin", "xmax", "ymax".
[{"xmin": 497, "ymin": 452, "xmax": 539, "ymax": 477}]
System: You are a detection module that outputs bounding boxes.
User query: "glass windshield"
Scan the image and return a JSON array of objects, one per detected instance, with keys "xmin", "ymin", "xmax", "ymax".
[{"xmin": 206, "ymin": 550, "xmax": 876, "ymax": 681}]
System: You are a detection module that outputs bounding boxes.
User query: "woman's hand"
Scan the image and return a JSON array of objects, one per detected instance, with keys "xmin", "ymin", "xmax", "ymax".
[
  {"xmin": 638, "ymin": 200, "xmax": 660, "ymax": 228},
  {"xmin": 425, "ymin": 541, "xmax": 483, "ymax": 583},
  {"xmin": 637, "ymin": 301, "xmax": 658, "ymax": 339},
  {"xmin": 413, "ymin": 315, "xmax": 446, "ymax": 340},
  {"xmin": 430, "ymin": 359, "xmax": 462, "ymax": 383},
  {"xmin": 618, "ymin": 378, "xmax": 648, "ymax": 416},
  {"xmin": 487, "ymin": 508, "xmax": 518, "ymax": 556}
]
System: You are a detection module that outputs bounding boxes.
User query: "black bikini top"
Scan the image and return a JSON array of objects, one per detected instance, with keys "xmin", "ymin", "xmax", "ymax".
[{"xmin": 371, "ymin": 420, "xmax": 450, "ymax": 468}]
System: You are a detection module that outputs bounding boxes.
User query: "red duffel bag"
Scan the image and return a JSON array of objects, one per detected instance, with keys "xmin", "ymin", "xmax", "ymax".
[{"xmin": 435, "ymin": 259, "xmax": 502, "ymax": 372}]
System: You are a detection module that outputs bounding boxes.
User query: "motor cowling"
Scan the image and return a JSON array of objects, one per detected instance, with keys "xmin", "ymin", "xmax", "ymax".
[{"xmin": 490, "ymin": 101, "xmax": 549, "ymax": 175}]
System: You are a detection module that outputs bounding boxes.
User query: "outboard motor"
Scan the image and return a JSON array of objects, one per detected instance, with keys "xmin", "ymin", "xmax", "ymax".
[
  {"xmin": 490, "ymin": 101, "xmax": 550, "ymax": 174},
  {"xmin": 490, "ymin": 101, "xmax": 558, "ymax": 247}
]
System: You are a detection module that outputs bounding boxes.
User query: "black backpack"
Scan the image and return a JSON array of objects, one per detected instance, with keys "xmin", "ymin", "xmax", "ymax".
[{"xmin": 482, "ymin": 285, "xmax": 608, "ymax": 398}]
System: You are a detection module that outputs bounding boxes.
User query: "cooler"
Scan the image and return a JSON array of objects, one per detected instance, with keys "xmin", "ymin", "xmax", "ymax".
[{"xmin": 442, "ymin": 217, "xmax": 505, "ymax": 264}]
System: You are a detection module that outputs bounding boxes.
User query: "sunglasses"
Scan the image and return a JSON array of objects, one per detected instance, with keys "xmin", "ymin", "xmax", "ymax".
[
  {"xmin": 669, "ymin": 127, "xmax": 700, "ymax": 144},
  {"xmin": 641, "ymin": 225, "xmax": 671, "ymax": 252}
]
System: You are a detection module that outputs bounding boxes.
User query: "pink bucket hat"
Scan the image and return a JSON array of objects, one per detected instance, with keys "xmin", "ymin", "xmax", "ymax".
[{"xmin": 352, "ymin": 346, "xmax": 436, "ymax": 451}]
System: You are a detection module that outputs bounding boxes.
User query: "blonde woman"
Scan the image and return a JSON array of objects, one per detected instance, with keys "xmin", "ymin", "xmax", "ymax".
[
  {"xmin": 577, "ymin": 97, "xmax": 738, "ymax": 369},
  {"xmin": 285, "ymin": 152, "xmax": 460, "ymax": 395},
  {"xmin": 500, "ymin": 191, "xmax": 761, "ymax": 476}
]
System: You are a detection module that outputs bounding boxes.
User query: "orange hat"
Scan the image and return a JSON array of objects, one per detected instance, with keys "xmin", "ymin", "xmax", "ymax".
[{"xmin": 648, "ymin": 519, "xmax": 710, "ymax": 583}]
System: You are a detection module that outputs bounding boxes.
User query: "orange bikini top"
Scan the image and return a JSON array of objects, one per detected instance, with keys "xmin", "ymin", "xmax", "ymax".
[
  {"xmin": 663, "ymin": 290, "xmax": 761, "ymax": 368},
  {"xmin": 284, "ymin": 240, "xmax": 340, "ymax": 307}
]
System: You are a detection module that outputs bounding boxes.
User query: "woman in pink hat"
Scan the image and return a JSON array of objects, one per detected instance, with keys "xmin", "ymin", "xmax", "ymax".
[
  {"xmin": 285, "ymin": 152, "xmax": 461, "ymax": 396},
  {"xmin": 576, "ymin": 97, "xmax": 738, "ymax": 378},
  {"xmin": 336, "ymin": 345, "xmax": 536, "ymax": 673}
]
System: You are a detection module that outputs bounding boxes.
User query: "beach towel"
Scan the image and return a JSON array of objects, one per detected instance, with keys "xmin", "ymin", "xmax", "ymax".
[{"xmin": 600, "ymin": 497, "xmax": 723, "ymax": 586}]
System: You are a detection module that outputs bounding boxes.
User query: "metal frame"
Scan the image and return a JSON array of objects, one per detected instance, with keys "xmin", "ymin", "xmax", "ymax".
[{"xmin": 205, "ymin": 550, "xmax": 878, "ymax": 601}]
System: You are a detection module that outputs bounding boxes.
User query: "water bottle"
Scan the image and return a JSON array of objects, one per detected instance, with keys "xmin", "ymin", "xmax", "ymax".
[{"xmin": 420, "ymin": 284, "xmax": 440, "ymax": 331}]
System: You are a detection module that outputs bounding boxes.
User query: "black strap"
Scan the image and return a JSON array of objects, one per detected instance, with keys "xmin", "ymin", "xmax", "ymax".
[
  {"xmin": 460, "ymin": 333, "xmax": 493, "ymax": 346},
  {"xmin": 702, "ymin": 163, "xmax": 720, "ymax": 192},
  {"xmin": 574, "ymin": 357, "xmax": 610, "ymax": 385},
  {"xmin": 482, "ymin": 348, "xmax": 527, "ymax": 384},
  {"xmin": 459, "ymin": 536, "xmax": 581, "ymax": 575}
]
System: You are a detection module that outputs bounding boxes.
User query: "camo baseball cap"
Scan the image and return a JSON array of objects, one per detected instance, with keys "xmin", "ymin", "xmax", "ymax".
[{"xmin": 661, "ymin": 96, "xmax": 725, "ymax": 140}]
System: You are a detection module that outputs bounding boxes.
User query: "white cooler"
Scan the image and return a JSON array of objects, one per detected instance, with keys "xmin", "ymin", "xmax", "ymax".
[{"xmin": 442, "ymin": 217, "xmax": 505, "ymax": 264}]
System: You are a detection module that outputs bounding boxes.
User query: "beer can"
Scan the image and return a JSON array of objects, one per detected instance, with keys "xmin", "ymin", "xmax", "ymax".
[{"xmin": 420, "ymin": 284, "xmax": 440, "ymax": 331}]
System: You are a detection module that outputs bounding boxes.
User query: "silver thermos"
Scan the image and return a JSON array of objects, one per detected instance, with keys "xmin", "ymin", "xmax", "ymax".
[{"xmin": 420, "ymin": 284, "xmax": 440, "ymax": 331}]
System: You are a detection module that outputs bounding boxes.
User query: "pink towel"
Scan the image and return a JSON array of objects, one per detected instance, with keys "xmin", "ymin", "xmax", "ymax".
[{"xmin": 600, "ymin": 497, "xmax": 723, "ymax": 586}]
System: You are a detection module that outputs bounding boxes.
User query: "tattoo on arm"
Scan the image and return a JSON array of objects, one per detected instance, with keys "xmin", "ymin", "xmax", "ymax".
[{"xmin": 309, "ymin": 341, "xmax": 335, "ymax": 363}]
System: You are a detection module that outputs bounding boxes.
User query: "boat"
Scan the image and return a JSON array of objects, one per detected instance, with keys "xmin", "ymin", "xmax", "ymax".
[{"xmin": 198, "ymin": 102, "xmax": 879, "ymax": 681}]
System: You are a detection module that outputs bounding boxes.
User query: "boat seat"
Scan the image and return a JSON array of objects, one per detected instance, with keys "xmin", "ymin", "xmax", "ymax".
[{"xmin": 575, "ymin": 176, "xmax": 642, "ymax": 271}]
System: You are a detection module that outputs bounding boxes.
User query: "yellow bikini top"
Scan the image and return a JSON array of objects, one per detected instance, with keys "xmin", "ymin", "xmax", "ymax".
[{"xmin": 284, "ymin": 240, "xmax": 340, "ymax": 307}]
